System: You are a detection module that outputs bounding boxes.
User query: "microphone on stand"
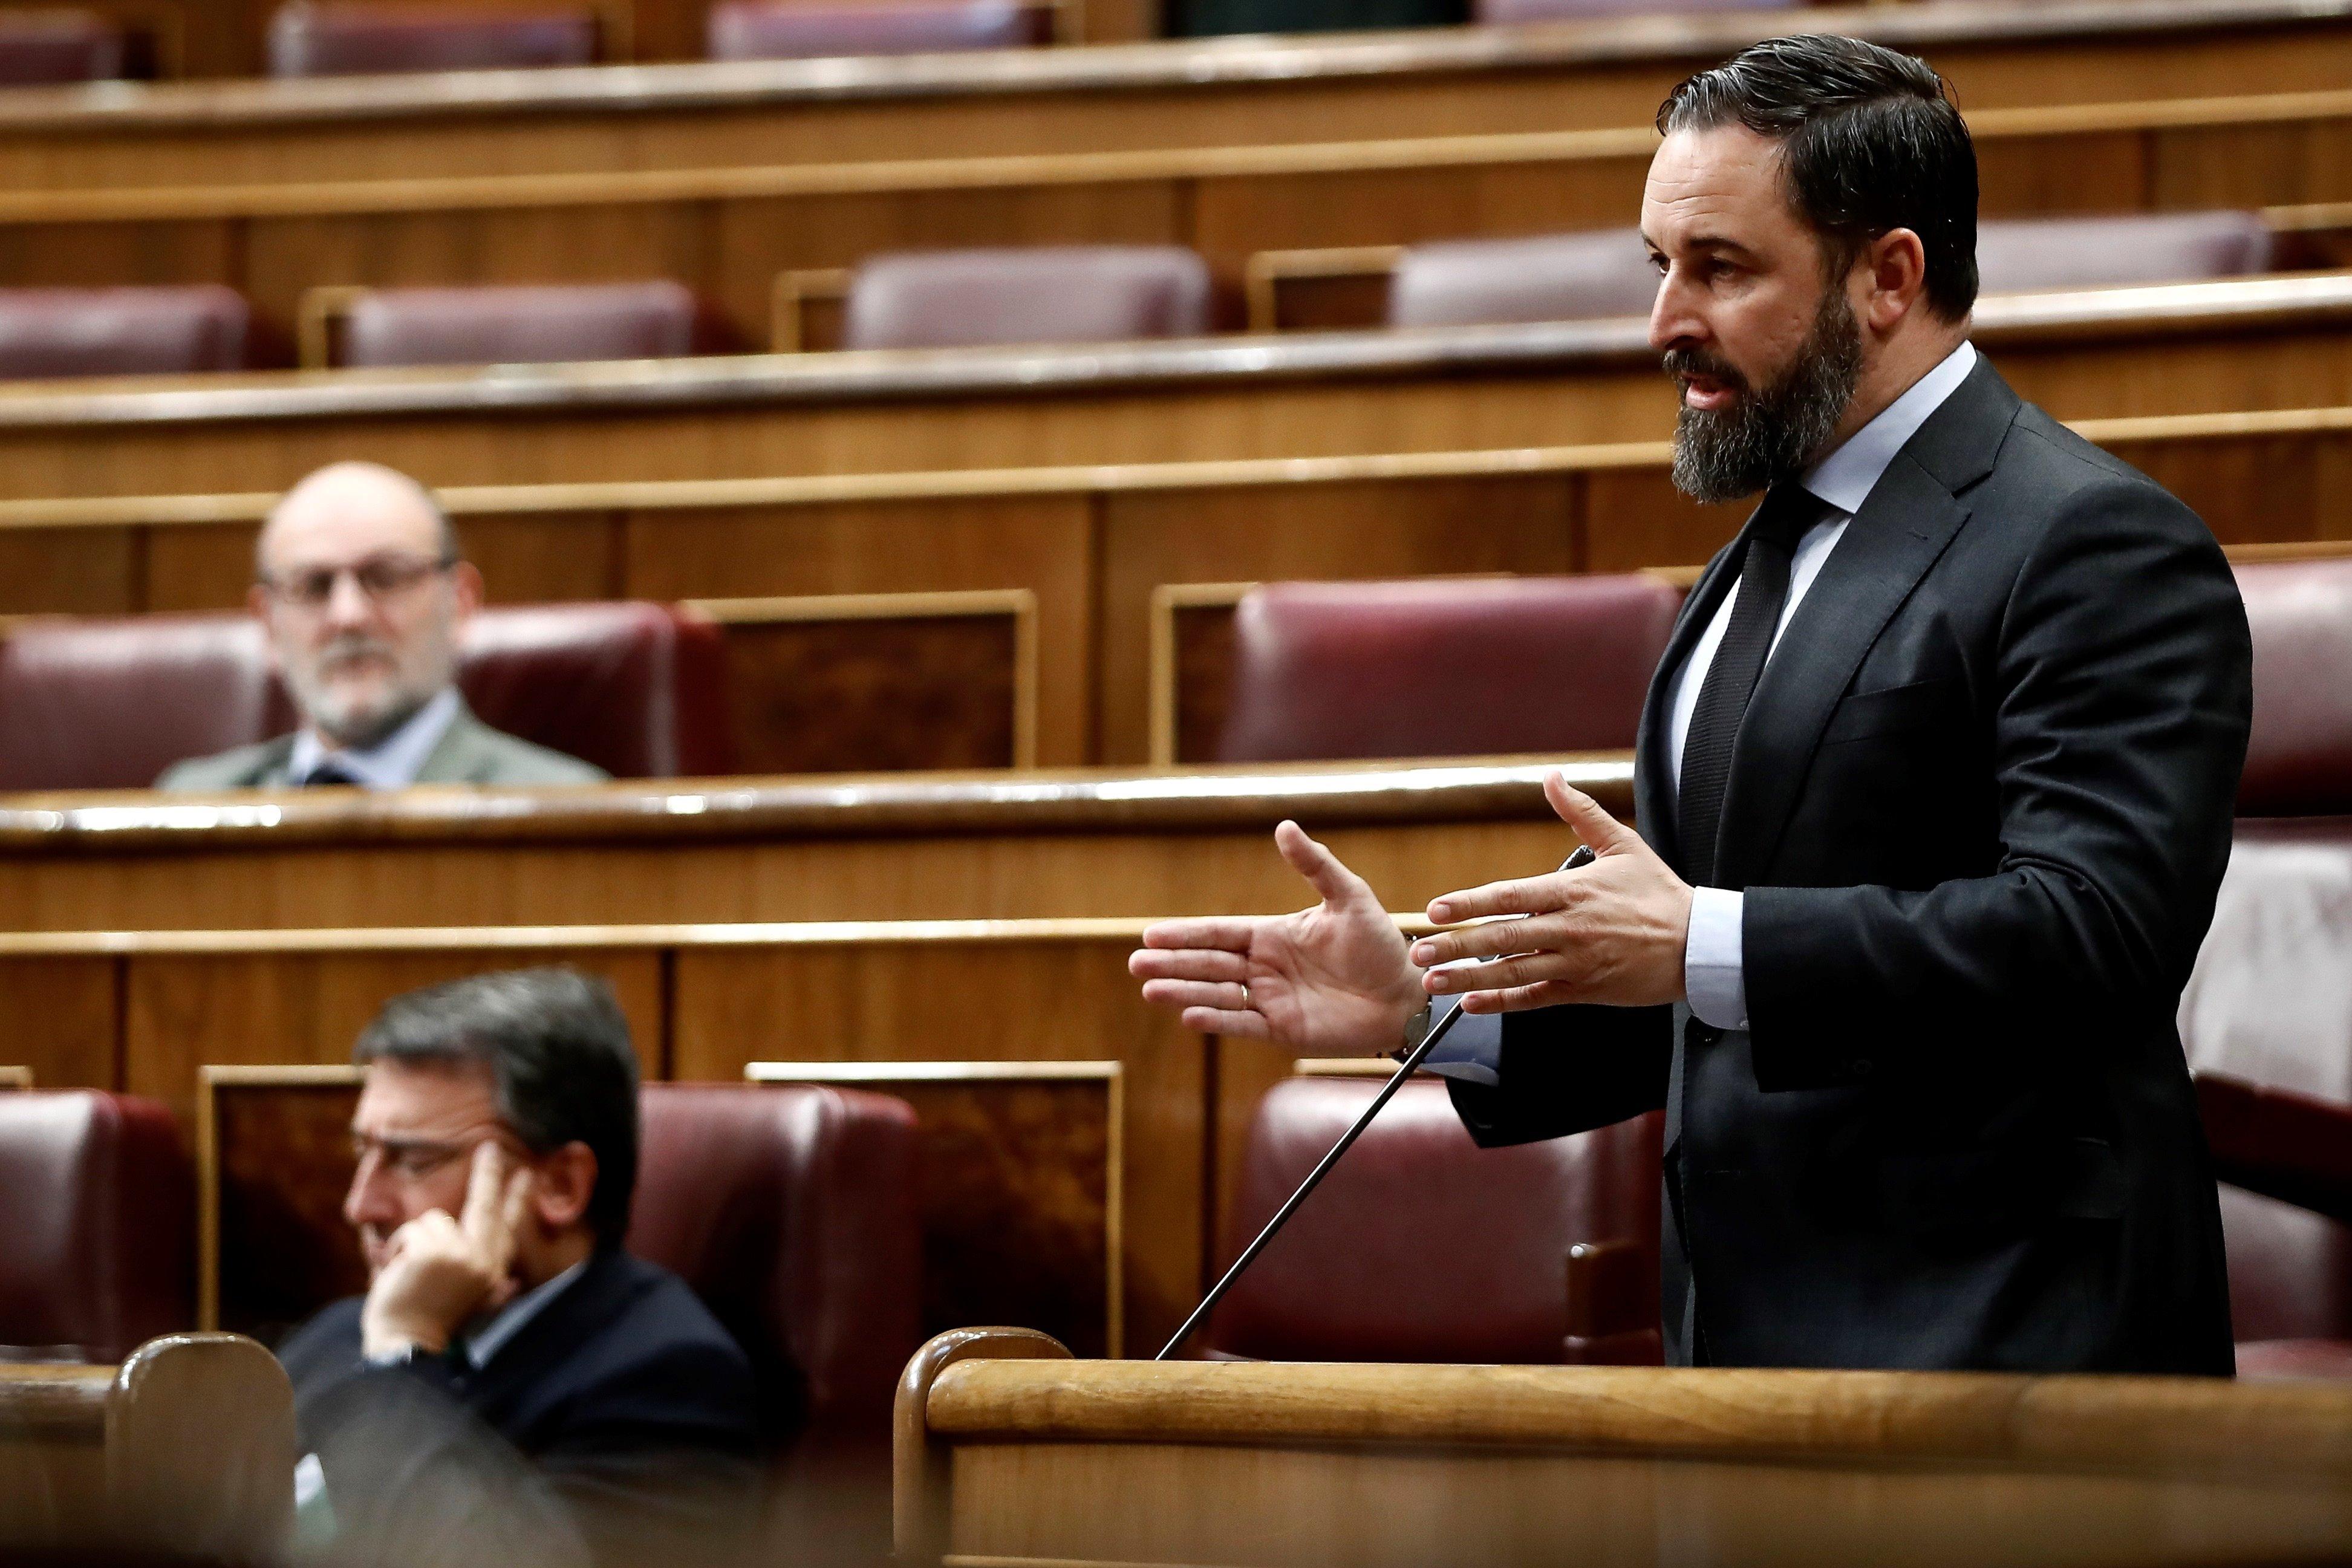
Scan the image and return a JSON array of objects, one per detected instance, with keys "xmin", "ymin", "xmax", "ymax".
[{"xmin": 1155, "ymin": 842, "xmax": 1599, "ymax": 1361}]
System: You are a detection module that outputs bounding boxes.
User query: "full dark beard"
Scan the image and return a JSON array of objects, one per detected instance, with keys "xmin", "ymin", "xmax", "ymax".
[{"xmin": 1667, "ymin": 287, "xmax": 1864, "ymax": 506}]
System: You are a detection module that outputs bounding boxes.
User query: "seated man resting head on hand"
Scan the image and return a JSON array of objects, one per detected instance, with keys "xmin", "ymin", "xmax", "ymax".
[
  {"xmin": 275, "ymin": 967, "xmax": 757, "ymax": 1568},
  {"xmin": 158, "ymin": 460, "xmax": 606, "ymax": 790}
]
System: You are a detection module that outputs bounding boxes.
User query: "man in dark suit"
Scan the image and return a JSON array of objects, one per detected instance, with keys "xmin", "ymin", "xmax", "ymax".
[
  {"xmin": 275, "ymin": 968, "xmax": 757, "ymax": 1568},
  {"xmin": 1131, "ymin": 36, "xmax": 2249, "ymax": 1374}
]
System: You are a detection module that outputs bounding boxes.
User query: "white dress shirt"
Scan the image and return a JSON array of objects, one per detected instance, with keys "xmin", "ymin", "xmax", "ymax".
[
  {"xmin": 288, "ymin": 686, "xmax": 462, "ymax": 790},
  {"xmin": 1669, "ymin": 340, "xmax": 1979, "ymax": 1031}
]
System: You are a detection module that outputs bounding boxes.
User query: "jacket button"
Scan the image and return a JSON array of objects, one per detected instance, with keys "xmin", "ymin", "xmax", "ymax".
[
  {"xmin": 1848, "ymin": 1057, "xmax": 1874, "ymax": 1079},
  {"xmin": 1689, "ymin": 1023, "xmax": 1720, "ymax": 1046}
]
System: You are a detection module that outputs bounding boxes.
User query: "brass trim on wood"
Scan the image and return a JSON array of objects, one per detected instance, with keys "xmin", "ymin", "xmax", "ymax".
[
  {"xmin": 1146, "ymin": 581, "xmax": 1254, "ymax": 767},
  {"xmin": 197, "ymin": 1062, "xmax": 363, "ymax": 1332},
  {"xmin": 749, "ymin": 1058, "xmax": 1124, "ymax": 1355}
]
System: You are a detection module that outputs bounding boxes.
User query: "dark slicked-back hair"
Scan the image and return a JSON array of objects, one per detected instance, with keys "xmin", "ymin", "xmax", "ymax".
[
  {"xmin": 355, "ymin": 966, "xmax": 640, "ymax": 1246},
  {"xmin": 1658, "ymin": 34, "xmax": 1978, "ymax": 322}
]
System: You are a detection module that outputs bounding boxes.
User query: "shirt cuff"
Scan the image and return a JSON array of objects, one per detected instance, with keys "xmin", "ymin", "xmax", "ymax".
[{"xmin": 1683, "ymin": 886, "xmax": 1748, "ymax": 1032}]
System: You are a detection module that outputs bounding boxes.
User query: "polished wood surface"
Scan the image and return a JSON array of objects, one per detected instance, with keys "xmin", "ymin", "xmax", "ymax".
[
  {"xmin": 0, "ymin": 279, "xmax": 2345, "ymax": 513},
  {"xmin": 899, "ymin": 1340, "xmax": 2352, "ymax": 1567},
  {"xmin": 0, "ymin": 1333, "xmax": 293, "ymax": 1558},
  {"xmin": 0, "ymin": 1, "xmax": 2330, "ymax": 171},
  {"xmin": 0, "ymin": 758, "xmax": 1615, "ymax": 932},
  {"xmin": 748, "ymin": 1061, "xmax": 1122, "ymax": 1358},
  {"xmin": 8, "ymin": 81, "xmax": 2352, "ymax": 351}
]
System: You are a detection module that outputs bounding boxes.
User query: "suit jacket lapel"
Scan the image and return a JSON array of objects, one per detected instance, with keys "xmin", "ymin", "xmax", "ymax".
[
  {"xmin": 1710, "ymin": 355, "xmax": 2021, "ymax": 890},
  {"xmin": 414, "ymin": 700, "xmax": 497, "ymax": 785}
]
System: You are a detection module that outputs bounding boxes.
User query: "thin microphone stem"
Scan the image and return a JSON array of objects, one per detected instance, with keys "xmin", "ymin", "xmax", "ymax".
[{"xmin": 1153, "ymin": 843, "xmax": 1597, "ymax": 1362}]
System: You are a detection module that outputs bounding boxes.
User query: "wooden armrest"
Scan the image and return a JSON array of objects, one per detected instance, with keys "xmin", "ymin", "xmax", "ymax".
[
  {"xmin": 1562, "ymin": 1237, "xmax": 1662, "ymax": 1367},
  {"xmin": 2196, "ymin": 1071, "xmax": 2352, "ymax": 1226}
]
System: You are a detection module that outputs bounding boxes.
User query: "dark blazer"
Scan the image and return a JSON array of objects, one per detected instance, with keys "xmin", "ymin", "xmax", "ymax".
[
  {"xmin": 277, "ymin": 1248, "xmax": 759, "ymax": 1568},
  {"xmin": 1445, "ymin": 356, "xmax": 2249, "ymax": 1375}
]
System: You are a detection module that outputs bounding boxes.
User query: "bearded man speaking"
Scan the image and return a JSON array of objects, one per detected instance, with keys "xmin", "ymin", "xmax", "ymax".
[{"xmin": 1132, "ymin": 34, "xmax": 2251, "ymax": 1374}]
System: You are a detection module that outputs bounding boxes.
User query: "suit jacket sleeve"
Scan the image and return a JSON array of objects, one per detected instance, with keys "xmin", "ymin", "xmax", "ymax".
[
  {"xmin": 1443, "ymin": 1001, "xmax": 1673, "ymax": 1147},
  {"xmin": 1741, "ymin": 473, "xmax": 2252, "ymax": 1090}
]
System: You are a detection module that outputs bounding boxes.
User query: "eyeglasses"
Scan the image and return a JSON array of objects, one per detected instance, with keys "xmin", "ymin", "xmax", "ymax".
[
  {"xmin": 259, "ymin": 553, "xmax": 456, "ymax": 611},
  {"xmin": 349, "ymin": 1131, "xmax": 478, "ymax": 1184}
]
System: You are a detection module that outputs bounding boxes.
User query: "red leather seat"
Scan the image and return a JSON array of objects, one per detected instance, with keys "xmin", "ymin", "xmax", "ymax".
[
  {"xmin": 1205, "ymin": 1076, "xmax": 1661, "ymax": 1364},
  {"xmin": 840, "ymin": 246, "xmax": 1213, "ymax": 351},
  {"xmin": 0, "ymin": 11, "xmax": 128, "ymax": 85},
  {"xmin": 0, "ymin": 287, "xmax": 248, "ymax": 379},
  {"xmin": 0, "ymin": 1092, "xmax": 192, "ymax": 1363},
  {"xmin": 1388, "ymin": 226, "xmax": 1655, "ymax": 330},
  {"xmin": 267, "ymin": 2, "xmax": 599, "ymax": 75},
  {"xmin": 0, "ymin": 601, "xmax": 733, "ymax": 790},
  {"xmin": 1976, "ymin": 211, "xmax": 2276, "ymax": 295},
  {"xmin": 2178, "ymin": 556, "xmax": 2352, "ymax": 1378},
  {"xmin": 630, "ymin": 1084, "xmax": 922, "ymax": 1442},
  {"xmin": 1476, "ymin": 0, "xmax": 1792, "ymax": 21},
  {"xmin": 337, "ymin": 281, "xmax": 706, "ymax": 369},
  {"xmin": 706, "ymin": 0, "xmax": 1051, "ymax": 60},
  {"xmin": 1215, "ymin": 574, "xmax": 1682, "ymax": 764}
]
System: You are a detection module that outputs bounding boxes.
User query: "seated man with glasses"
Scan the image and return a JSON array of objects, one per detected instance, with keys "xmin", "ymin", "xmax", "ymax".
[
  {"xmin": 276, "ymin": 968, "xmax": 758, "ymax": 1568},
  {"xmin": 158, "ymin": 460, "xmax": 607, "ymax": 790}
]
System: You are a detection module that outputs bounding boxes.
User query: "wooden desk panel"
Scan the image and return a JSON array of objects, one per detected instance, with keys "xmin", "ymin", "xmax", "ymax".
[
  {"xmin": 0, "ymin": 2, "xmax": 2333, "ymax": 178},
  {"xmin": 0, "ymin": 759, "xmax": 1606, "ymax": 931},
  {"xmin": 897, "ymin": 1339, "xmax": 2352, "ymax": 1568},
  {"xmin": 9, "ymin": 91, "xmax": 2352, "ymax": 349},
  {"xmin": 0, "ymin": 279, "xmax": 2346, "ymax": 509}
]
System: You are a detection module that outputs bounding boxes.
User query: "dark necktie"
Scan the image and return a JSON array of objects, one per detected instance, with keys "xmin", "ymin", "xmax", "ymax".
[
  {"xmin": 1676, "ymin": 483, "xmax": 1831, "ymax": 890},
  {"xmin": 302, "ymin": 760, "xmax": 363, "ymax": 787}
]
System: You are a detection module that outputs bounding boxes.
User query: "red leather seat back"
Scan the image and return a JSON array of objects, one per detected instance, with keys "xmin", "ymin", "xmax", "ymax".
[
  {"xmin": 455, "ymin": 602, "xmax": 735, "ymax": 778},
  {"xmin": 0, "ymin": 602, "xmax": 730, "ymax": 790},
  {"xmin": 1976, "ymin": 211, "xmax": 2276, "ymax": 294},
  {"xmin": 706, "ymin": 0, "xmax": 1051, "ymax": 59},
  {"xmin": 1476, "ymin": 0, "xmax": 1791, "ymax": 21},
  {"xmin": 2236, "ymin": 558, "xmax": 2352, "ymax": 816},
  {"xmin": 339, "ymin": 282, "xmax": 704, "ymax": 369},
  {"xmin": 0, "ymin": 614, "xmax": 289, "ymax": 791},
  {"xmin": 0, "ymin": 11, "xmax": 127, "ymax": 83},
  {"xmin": 841, "ymin": 246, "xmax": 1213, "ymax": 351},
  {"xmin": 0, "ymin": 1092, "xmax": 192, "ymax": 1362},
  {"xmin": 1216, "ymin": 574, "xmax": 1681, "ymax": 764},
  {"xmin": 0, "ymin": 287, "xmax": 249, "ymax": 379},
  {"xmin": 2183, "ymin": 816, "xmax": 2352, "ymax": 1347},
  {"xmin": 630, "ymin": 1084, "xmax": 922, "ymax": 1440},
  {"xmin": 1205, "ymin": 1078, "xmax": 1660, "ymax": 1362},
  {"xmin": 1388, "ymin": 226, "xmax": 1656, "ymax": 330},
  {"xmin": 267, "ymin": 2, "xmax": 599, "ymax": 74}
]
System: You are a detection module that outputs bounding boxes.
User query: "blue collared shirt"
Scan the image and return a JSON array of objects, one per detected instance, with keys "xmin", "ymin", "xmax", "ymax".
[{"xmin": 287, "ymin": 686, "xmax": 462, "ymax": 790}]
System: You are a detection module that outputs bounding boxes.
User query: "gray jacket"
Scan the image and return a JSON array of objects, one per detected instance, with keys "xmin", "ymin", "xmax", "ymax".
[{"xmin": 155, "ymin": 700, "xmax": 609, "ymax": 790}]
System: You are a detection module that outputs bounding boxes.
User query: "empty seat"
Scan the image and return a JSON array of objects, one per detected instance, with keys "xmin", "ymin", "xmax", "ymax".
[
  {"xmin": 334, "ymin": 281, "xmax": 705, "ymax": 369},
  {"xmin": 841, "ymin": 246, "xmax": 1213, "ymax": 351},
  {"xmin": 706, "ymin": 0, "xmax": 1051, "ymax": 60},
  {"xmin": 2177, "ymin": 556, "xmax": 2352, "ymax": 1378},
  {"xmin": 0, "ymin": 11, "xmax": 128, "ymax": 85},
  {"xmin": 1976, "ymin": 211, "xmax": 2276, "ymax": 295},
  {"xmin": 1205, "ymin": 1076, "xmax": 1661, "ymax": 1363},
  {"xmin": 1216, "ymin": 574, "xmax": 1683, "ymax": 764},
  {"xmin": 0, "ymin": 1092, "xmax": 192, "ymax": 1363},
  {"xmin": 1389, "ymin": 226, "xmax": 1655, "ymax": 330},
  {"xmin": 267, "ymin": 2, "xmax": 599, "ymax": 75},
  {"xmin": 0, "ymin": 601, "xmax": 732, "ymax": 790},
  {"xmin": 1477, "ymin": 0, "xmax": 1793, "ymax": 21},
  {"xmin": 0, "ymin": 287, "xmax": 248, "ymax": 379}
]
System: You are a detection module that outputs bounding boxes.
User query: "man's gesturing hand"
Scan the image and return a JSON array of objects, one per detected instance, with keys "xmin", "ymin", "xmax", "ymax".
[
  {"xmin": 1409, "ymin": 771, "xmax": 1693, "ymax": 1014},
  {"xmin": 360, "ymin": 1141, "xmax": 534, "ymax": 1360},
  {"xmin": 1130, "ymin": 820, "xmax": 1425, "ymax": 1053}
]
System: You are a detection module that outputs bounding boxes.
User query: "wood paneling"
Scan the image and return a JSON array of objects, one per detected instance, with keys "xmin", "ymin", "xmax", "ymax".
[
  {"xmin": 0, "ymin": 957, "xmax": 119, "ymax": 1093},
  {"xmin": 749, "ymin": 1062, "xmax": 1121, "ymax": 1358},
  {"xmin": 200, "ymin": 1069, "xmax": 365, "ymax": 1344}
]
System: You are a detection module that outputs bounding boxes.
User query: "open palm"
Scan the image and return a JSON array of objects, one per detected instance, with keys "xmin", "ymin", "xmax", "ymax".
[{"xmin": 1130, "ymin": 821, "xmax": 1426, "ymax": 1053}]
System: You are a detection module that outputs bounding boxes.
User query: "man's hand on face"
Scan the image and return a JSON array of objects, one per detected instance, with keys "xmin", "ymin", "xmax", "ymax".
[
  {"xmin": 1409, "ymin": 771, "xmax": 1694, "ymax": 1014},
  {"xmin": 360, "ymin": 1140, "xmax": 535, "ymax": 1361},
  {"xmin": 1130, "ymin": 820, "xmax": 1428, "ymax": 1055}
]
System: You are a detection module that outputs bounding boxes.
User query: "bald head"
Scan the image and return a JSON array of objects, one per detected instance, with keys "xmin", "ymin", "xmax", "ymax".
[
  {"xmin": 251, "ymin": 462, "xmax": 480, "ymax": 750},
  {"xmin": 257, "ymin": 461, "xmax": 458, "ymax": 577}
]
